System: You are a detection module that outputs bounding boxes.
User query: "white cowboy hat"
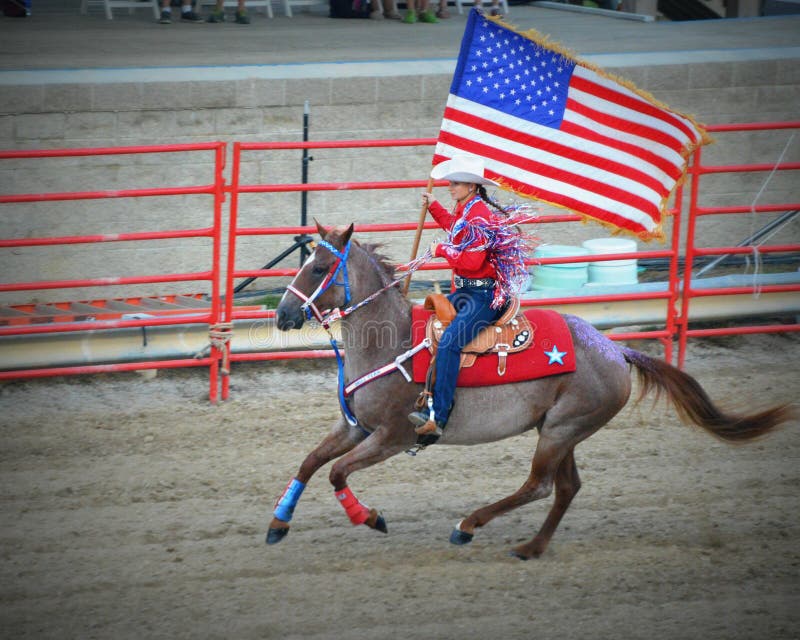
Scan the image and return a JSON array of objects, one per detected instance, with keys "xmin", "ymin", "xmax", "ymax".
[{"xmin": 430, "ymin": 155, "xmax": 499, "ymax": 187}]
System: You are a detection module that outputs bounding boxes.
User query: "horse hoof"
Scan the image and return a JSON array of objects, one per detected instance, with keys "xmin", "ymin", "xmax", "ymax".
[
  {"xmin": 508, "ymin": 549, "xmax": 530, "ymax": 561},
  {"xmin": 266, "ymin": 527, "xmax": 289, "ymax": 545},
  {"xmin": 365, "ymin": 508, "xmax": 388, "ymax": 534},
  {"xmin": 449, "ymin": 526, "xmax": 474, "ymax": 546}
]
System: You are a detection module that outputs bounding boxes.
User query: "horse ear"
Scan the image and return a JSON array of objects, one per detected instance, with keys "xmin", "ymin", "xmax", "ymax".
[
  {"xmin": 341, "ymin": 223, "xmax": 355, "ymax": 245},
  {"xmin": 314, "ymin": 218, "xmax": 329, "ymax": 240}
]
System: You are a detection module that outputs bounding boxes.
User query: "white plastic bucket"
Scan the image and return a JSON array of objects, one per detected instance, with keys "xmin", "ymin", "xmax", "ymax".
[
  {"xmin": 582, "ymin": 237, "xmax": 638, "ymax": 286},
  {"xmin": 531, "ymin": 244, "xmax": 589, "ymax": 291}
]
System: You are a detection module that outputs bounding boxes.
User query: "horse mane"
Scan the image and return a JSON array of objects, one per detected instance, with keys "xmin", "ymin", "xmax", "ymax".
[{"xmin": 353, "ymin": 240, "xmax": 397, "ymax": 281}]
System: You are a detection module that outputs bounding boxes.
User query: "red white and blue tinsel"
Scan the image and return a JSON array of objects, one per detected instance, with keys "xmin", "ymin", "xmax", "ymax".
[{"xmin": 443, "ymin": 198, "xmax": 539, "ymax": 309}]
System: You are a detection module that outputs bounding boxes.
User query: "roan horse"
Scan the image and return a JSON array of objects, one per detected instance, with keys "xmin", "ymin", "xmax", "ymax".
[{"xmin": 269, "ymin": 222, "xmax": 790, "ymax": 560}]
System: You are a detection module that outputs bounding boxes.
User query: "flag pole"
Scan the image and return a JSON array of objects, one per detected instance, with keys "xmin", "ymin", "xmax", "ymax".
[{"xmin": 403, "ymin": 177, "xmax": 435, "ymax": 296}]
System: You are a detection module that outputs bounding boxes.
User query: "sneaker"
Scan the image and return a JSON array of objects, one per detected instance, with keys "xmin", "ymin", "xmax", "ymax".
[
  {"xmin": 206, "ymin": 9, "xmax": 224, "ymax": 22},
  {"xmin": 159, "ymin": 9, "xmax": 171, "ymax": 23},
  {"xmin": 402, "ymin": 9, "xmax": 416, "ymax": 23},
  {"xmin": 418, "ymin": 9, "xmax": 438, "ymax": 22},
  {"xmin": 180, "ymin": 9, "xmax": 204, "ymax": 22},
  {"xmin": 234, "ymin": 10, "xmax": 250, "ymax": 23}
]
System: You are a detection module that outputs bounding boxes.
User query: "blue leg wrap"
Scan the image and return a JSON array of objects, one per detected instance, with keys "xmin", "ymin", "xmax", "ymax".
[{"xmin": 273, "ymin": 478, "xmax": 306, "ymax": 522}]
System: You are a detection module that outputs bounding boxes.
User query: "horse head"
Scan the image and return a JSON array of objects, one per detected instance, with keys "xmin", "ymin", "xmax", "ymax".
[{"xmin": 276, "ymin": 220, "xmax": 355, "ymax": 331}]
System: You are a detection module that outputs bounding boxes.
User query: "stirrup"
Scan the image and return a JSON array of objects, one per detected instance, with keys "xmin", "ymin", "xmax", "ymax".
[{"xmin": 414, "ymin": 418, "xmax": 443, "ymax": 437}]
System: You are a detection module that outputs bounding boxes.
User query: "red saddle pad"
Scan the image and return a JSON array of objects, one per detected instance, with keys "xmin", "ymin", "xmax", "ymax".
[{"xmin": 411, "ymin": 306, "xmax": 576, "ymax": 387}]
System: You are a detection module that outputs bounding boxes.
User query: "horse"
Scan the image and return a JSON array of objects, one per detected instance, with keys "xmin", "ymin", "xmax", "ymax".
[{"xmin": 267, "ymin": 222, "xmax": 791, "ymax": 560}]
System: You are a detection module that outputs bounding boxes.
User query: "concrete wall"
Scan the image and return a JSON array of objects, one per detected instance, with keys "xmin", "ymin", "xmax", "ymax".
[{"xmin": 1, "ymin": 54, "xmax": 798, "ymax": 304}]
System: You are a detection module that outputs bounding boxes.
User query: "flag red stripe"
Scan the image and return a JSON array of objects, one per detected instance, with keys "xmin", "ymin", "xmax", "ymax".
[
  {"xmin": 496, "ymin": 166, "xmax": 652, "ymax": 234},
  {"xmin": 566, "ymin": 97, "xmax": 685, "ymax": 155},
  {"xmin": 558, "ymin": 118, "xmax": 682, "ymax": 182},
  {"xmin": 443, "ymin": 106, "xmax": 668, "ymax": 198},
  {"xmin": 570, "ymin": 74, "xmax": 698, "ymax": 144},
  {"xmin": 438, "ymin": 127, "xmax": 661, "ymax": 222}
]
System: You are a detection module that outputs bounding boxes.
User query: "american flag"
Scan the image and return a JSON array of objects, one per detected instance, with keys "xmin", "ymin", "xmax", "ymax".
[{"xmin": 434, "ymin": 9, "xmax": 709, "ymax": 239}]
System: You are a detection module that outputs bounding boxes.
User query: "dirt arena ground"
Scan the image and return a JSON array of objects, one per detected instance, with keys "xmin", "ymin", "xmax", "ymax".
[{"xmin": 1, "ymin": 332, "xmax": 798, "ymax": 640}]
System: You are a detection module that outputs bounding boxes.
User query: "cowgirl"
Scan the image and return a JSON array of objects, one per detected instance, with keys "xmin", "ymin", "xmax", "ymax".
[{"xmin": 409, "ymin": 155, "xmax": 521, "ymax": 437}]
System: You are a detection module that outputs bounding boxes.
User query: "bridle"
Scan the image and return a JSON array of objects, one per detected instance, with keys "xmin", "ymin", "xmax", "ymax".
[
  {"xmin": 286, "ymin": 238, "xmax": 351, "ymax": 326},
  {"xmin": 286, "ymin": 238, "xmax": 429, "ymax": 330}
]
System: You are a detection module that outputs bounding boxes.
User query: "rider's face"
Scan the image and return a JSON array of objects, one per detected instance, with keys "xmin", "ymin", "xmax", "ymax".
[{"xmin": 448, "ymin": 181, "xmax": 477, "ymax": 204}]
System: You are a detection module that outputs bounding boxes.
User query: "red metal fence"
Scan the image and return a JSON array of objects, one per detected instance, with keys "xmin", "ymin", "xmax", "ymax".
[
  {"xmin": 678, "ymin": 121, "xmax": 800, "ymax": 367},
  {"xmin": 0, "ymin": 143, "xmax": 228, "ymax": 402},
  {"xmin": 1, "ymin": 121, "xmax": 798, "ymax": 401}
]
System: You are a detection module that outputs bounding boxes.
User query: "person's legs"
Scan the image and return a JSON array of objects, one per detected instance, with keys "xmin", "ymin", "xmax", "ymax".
[
  {"xmin": 431, "ymin": 288, "xmax": 500, "ymax": 424},
  {"xmin": 207, "ymin": 0, "xmax": 225, "ymax": 21},
  {"xmin": 179, "ymin": 0, "xmax": 203, "ymax": 21},
  {"xmin": 235, "ymin": 0, "xmax": 249, "ymax": 23},
  {"xmin": 411, "ymin": 287, "xmax": 501, "ymax": 435},
  {"xmin": 403, "ymin": 0, "xmax": 417, "ymax": 22},
  {"xmin": 417, "ymin": 0, "xmax": 438, "ymax": 21},
  {"xmin": 159, "ymin": 0, "xmax": 172, "ymax": 22},
  {"xmin": 382, "ymin": 0, "xmax": 401, "ymax": 19}
]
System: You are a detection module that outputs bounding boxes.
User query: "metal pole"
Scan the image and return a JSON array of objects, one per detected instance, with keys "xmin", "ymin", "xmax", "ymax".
[
  {"xmin": 299, "ymin": 100, "xmax": 313, "ymax": 267},
  {"xmin": 694, "ymin": 209, "xmax": 799, "ymax": 277}
]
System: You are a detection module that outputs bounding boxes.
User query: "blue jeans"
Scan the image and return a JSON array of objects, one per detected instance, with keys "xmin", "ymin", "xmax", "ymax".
[{"xmin": 432, "ymin": 287, "xmax": 503, "ymax": 425}]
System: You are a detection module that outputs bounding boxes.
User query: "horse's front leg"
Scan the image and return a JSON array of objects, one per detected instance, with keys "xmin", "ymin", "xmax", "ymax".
[
  {"xmin": 328, "ymin": 427, "xmax": 409, "ymax": 535},
  {"xmin": 266, "ymin": 419, "xmax": 362, "ymax": 545}
]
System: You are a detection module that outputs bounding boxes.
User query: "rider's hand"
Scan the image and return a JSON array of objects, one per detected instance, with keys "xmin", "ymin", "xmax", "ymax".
[
  {"xmin": 429, "ymin": 241, "xmax": 439, "ymax": 256},
  {"xmin": 422, "ymin": 192, "xmax": 435, "ymax": 208}
]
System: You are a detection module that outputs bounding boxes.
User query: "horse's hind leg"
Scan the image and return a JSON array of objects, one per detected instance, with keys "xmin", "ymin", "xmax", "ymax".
[
  {"xmin": 267, "ymin": 420, "xmax": 360, "ymax": 545},
  {"xmin": 452, "ymin": 434, "xmax": 568, "ymax": 552},
  {"xmin": 509, "ymin": 447, "xmax": 580, "ymax": 560}
]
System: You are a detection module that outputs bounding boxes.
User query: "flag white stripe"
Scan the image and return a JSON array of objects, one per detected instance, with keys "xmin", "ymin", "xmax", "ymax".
[
  {"xmin": 441, "ymin": 109, "xmax": 663, "ymax": 205},
  {"xmin": 562, "ymin": 107, "xmax": 685, "ymax": 178},
  {"xmin": 444, "ymin": 95, "xmax": 670, "ymax": 198},
  {"xmin": 568, "ymin": 85, "xmax": 692, "ymax": 149},
  {"xmin": 572, "ymin": 65, "xmax": 700, "ymax": 141},
  {"xmin": 435, "ymin": 138, "xmax": 657, "ymax": 231}
]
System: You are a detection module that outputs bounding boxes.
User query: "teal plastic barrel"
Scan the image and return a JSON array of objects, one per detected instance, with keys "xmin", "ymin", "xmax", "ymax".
[
  {"xmin": 531, "ymin": 244, "xmax": 589, "ymax": 291},
  {"xmin": 582, "ymin": 238, "xmax": 638, "ymax": 286}
]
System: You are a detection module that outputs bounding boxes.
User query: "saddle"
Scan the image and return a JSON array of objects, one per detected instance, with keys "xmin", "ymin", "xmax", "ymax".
[{"xmin": 423, "ymin": 293, "xmax": 534, "ymax": 376}]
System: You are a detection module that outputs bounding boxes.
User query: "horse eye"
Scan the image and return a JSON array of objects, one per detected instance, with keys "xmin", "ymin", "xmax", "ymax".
[{"xmin": 312, "ymin": 265, "xmax": 328, "ymax": 276}]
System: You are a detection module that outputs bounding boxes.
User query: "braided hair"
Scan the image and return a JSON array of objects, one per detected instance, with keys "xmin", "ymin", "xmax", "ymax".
[{"xmin": 477, "ymin": 185, "xmax": 509, "ymax": 216}]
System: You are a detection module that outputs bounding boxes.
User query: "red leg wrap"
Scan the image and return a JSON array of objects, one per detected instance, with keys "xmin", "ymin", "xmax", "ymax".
[{"xmin": 335, "ymin": 486, "xmax": 370, "ymax": 526}]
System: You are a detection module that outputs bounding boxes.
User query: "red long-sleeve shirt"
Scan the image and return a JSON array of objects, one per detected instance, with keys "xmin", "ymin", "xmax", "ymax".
[{"xmin": 429, "ymin": 197, "xmax": 498, "ymax": 280}]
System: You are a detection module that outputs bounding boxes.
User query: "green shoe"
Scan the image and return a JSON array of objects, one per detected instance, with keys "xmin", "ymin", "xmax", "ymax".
[
  {"xmin": 235, "ymin": 10, "xmax": 250, "ymax": 23},
  {"xmin": 418, "ymin": 9, "xmax": 438, "ymax": 22},
  {"xmin": 206, "ymin": 10, "xmax": 224, "ymax": 22},
  {"xmin": 402, "ymin": 10, "xmax": 416, "ymax": 23}
]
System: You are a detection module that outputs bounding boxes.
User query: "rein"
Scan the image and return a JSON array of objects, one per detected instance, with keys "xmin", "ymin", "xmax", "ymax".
[{"xmin": 286, "ymin": 240, "xmax": 431, "ymax": 432}]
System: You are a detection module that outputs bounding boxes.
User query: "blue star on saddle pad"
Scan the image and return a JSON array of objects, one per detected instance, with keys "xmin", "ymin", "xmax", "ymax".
[{"xmin": 544, "ymin": 345, "xmax": 567, "ymax": 365}]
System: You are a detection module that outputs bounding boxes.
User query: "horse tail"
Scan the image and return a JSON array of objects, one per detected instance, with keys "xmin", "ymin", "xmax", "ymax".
[{"xmin": 621, "ymin": 347, "xmax": 792, "ymax": 442}]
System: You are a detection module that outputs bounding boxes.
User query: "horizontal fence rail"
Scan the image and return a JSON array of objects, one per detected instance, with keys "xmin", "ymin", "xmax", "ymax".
[{"xmin": 1, "ymin": 121, "xmax": 798, "ymax": 401}]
